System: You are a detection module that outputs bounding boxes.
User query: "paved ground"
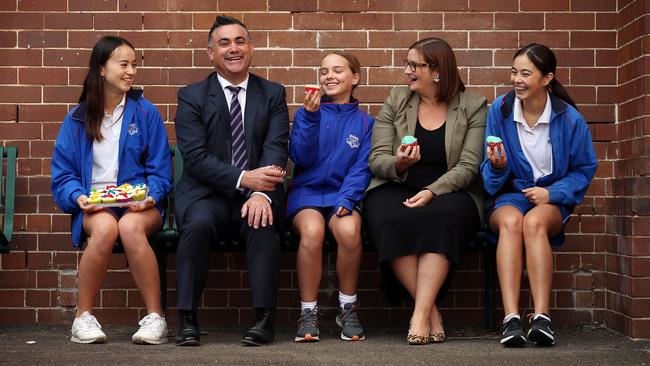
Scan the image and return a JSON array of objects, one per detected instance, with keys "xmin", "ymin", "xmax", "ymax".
[{"xmin": 0, "ymin": 324, "xmax": 649, "ymax": 366}]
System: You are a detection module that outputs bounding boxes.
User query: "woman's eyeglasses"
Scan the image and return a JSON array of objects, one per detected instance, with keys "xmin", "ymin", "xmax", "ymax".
[{"xmin": 403, "ymin": 59, "xmax": 433, "ymax": 72}]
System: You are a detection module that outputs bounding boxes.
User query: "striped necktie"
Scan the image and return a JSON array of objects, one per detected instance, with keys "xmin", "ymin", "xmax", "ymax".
[{"xmin": 226, "ymin": 86, "xmax": 248, "ymax": 170}]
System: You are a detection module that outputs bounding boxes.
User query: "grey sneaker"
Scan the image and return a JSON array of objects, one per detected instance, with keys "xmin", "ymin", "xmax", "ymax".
[
  {"xmin": 295, "ymin": 307, "xmax": 319, "ymax": 342},
  {"xmin": 335, "ymin": 302, "xmax": 365, "ymax": 341}
]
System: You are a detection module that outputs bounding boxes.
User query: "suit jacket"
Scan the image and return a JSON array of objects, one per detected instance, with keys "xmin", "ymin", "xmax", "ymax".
[
  {"xmin": 173, "ymin": 72, "xmax": 290, "ymax": 225},
  {"xmin": 367, "ymin": 86, "xmax": 487, "ymax": 223}
]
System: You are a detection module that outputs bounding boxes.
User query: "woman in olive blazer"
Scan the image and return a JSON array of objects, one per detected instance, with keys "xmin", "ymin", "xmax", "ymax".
[{"xmin": 364, "ymin": 37, "xmax": 486, "ymax": 345}]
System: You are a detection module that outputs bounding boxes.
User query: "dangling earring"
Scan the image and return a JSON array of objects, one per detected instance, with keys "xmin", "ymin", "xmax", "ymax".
[{"xmin": 434, "ymin": 75, "xmax": 440, "ymax": 83}]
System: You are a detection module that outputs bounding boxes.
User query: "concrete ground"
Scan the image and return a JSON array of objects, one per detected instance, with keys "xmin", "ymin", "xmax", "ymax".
[{"xmin": 0, "ymin": 324, "xmax": 648, "ymax": 366}]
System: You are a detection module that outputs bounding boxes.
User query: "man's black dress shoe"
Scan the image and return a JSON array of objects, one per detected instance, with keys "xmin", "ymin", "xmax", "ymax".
[
  {"xmin": 175, "ymin": 310, "xmax": 200, "ymax": 346},
  {"xmin": 241, "ymin": 308, "xmax": 275, "ymax": 346}
]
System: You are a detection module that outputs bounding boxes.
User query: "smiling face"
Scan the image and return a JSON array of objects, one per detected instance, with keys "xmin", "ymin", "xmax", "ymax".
[
  {"xmin": 100, "ymin": 44, "xmax": 137, "ymax": 97},
  {"xmin": 403, "ymin": 48, "xmax": 438, "ymax": 95},
  {"xmin": 511, "ymin": 54, "xmax": 553, "ymax": 102},
  {"xmin": 207, "ymin": 23, "xmax": 253, "ymax": 85},
  {"xmin": 319, "ymin": 53, "xmax": 360, "ymax": 104}
]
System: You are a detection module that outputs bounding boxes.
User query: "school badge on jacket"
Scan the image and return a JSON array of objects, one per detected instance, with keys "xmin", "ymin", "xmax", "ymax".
[
  {"xmin": 128, "ymin": 122, "xmax": 139, "ymax": 135},
  {"xmin": 346, "ymin": 134, "xmax": 360, "ymax": 149}
]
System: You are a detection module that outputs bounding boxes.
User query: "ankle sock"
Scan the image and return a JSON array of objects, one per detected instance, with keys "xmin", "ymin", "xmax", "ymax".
[
  {"xmin": 300, "ymin": 300, "xmax": 317, "ymax": 311},
  {"xmin": 338, "ymin": 292, "xmax": 357, "ymax": 309},
  {"xmin": 503, "ymin": 313, "xmax": 520, "ymax": 324},
  {"xmin": 533, "ymin": 313, "xmax": 551, "ymax": 321}
]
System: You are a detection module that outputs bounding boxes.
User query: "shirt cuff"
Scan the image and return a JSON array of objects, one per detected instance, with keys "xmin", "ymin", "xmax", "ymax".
[
  {"xmin": 236, "ymin": 170, "xmax": 246, "ymax": 190},
  {"xmin": 251, "ymin": 191, "xmax": 272, "ymax": 204}
]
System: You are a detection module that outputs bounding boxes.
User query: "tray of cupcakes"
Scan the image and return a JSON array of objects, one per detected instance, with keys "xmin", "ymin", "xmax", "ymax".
[{"xmin": 87, "ymin": 183, "xmax": 148, "ymax": 207}]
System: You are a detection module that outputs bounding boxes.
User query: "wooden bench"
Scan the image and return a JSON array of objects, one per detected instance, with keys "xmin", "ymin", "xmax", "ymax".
[
  {"xmin": 120, "ymin": 145, "xmax": 498, "ymax": 330},
  {"xmin": 0, "ymin": 146, "xmax": 17, "ymax": 254}
]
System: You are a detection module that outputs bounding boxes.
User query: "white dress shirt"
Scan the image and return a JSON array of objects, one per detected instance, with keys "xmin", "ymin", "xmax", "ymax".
[
  {"xmin": 513, "ymin": 92, "xmax": 553, "ymax": 183},
  {"xmin": 91, "ymin": 94, "xmax": 126, "ymax": 189},
  {"xmin": 216, "ymin": 73, "xmax": 271, "ymax": 203}
]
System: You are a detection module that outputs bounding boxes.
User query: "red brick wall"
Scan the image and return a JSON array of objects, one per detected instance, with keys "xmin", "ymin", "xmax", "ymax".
[
  {"xmin": 601, "ymin": 0, "xmax": 650, "ymax": 339},
  {"xmin": 0, "ymin": 1, "xmax": 646, "ymax": 338}
]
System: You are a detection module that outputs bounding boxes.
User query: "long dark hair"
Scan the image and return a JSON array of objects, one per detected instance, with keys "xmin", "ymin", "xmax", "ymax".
[
  {"xmin": 514, "ymin": 43, "xmax": 576, "ymax": 109},
  {"xmin": 409, "ymin": 37, "xmax": 465, "ymax": 103},
  {"xmin": 79, "ymin": 36, "xmax": 135, "ymax": 142}
]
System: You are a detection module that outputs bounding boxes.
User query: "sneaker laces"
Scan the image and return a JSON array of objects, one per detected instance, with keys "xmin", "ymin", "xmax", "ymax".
[
  {"xmin": 526, "ymin": 312, "xmax": 551, "ymax": 324},
  {"xmin": 502, "ymin": 316, "xmax": 521, "ymax": 333},
  {"xmin": 77, "ymin": 314, "xmax": 102, "ymax": 330},
  {"xmin": 297, "ymin": 308, "xmax": 318, "ymax": 328},
  {"xmin": 138, "ymin": 313, "xmax": 165, "ymax": 332},
  {"xmin": 339, "ymin": 305, "xmax": 361, "ymax": 326}
]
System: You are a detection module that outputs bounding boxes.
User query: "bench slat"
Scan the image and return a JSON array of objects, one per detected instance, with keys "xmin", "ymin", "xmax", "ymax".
[{"xmin": 1, "ymin": 146, "xmax": 17, "ymax": 253}]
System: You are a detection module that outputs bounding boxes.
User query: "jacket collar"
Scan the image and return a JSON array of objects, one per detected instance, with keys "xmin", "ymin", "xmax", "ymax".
[
  {"xmin": 500, "ymin": 89, "xmax": 568, "ymax": 119},
  {"xmin": 71, "ymin": 88, "xmax": 143, "ymax": 122},
  {"xmin": 320, "ymin": 99, "xmax": 360, "ymax": 114}
]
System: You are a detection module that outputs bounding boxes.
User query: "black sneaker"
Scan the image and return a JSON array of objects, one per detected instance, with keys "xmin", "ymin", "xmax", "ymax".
[
  {"xmin": 295, "ymin": 307, "xmax": 319, "ymax": 342},
  {"xmin": 527, "ymin": 313, "xmax": 555, "ymax": 346},
  {"xmin": 500, "ymin": 316, "xmax": 526, "ymax": 347},
  {"xmin": 335, "ymin": 302, "xmax": 365, "ymax": 341}
]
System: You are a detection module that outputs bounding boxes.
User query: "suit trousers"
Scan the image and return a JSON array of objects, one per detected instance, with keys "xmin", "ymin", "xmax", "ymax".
[{"xmin": 175, "ymin": 192, "xmax": 281, "ymax": 310}]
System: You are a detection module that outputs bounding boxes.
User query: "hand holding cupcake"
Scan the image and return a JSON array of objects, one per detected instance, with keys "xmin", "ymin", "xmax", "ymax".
[
  {"xmin": 303, "ymin": 84, "xmax": 321, "ymax": 112},
  {"xmin": 486, "ymin": 135, "xmax": 507, "ymax": 169},
  {"xmin": 395, "ymin": 135, "xmax": 421, "ymax": 173}
]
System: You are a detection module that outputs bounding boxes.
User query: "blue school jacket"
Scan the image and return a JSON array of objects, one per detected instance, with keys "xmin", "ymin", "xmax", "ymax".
[
  {"xmin": 287, "ymin": 99, "xmax": 374, "ymax": 218},
  {"xmin": 51, "ymin": 89, "xmax": 172, "ymax": 248},
  {"xmin": 480, "ymin": 90, "xmax": 598, "ymax": 210}
]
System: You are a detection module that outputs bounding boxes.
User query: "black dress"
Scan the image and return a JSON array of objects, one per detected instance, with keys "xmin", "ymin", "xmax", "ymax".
[{"xmin": 365, "ymin": 121, "xmax": 480, "ymax": 265}]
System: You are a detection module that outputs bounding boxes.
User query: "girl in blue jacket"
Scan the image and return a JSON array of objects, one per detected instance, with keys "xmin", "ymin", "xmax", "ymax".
[
  {"xmin": 51, "ymin": 36, "xmax": 172, "ymax": 345},
  {"xmin": 481, "ymin": 44, "xmax": 598, "ymax": 347},
  {"xmin": 288, "ymin": 52, "xmax": 374, "ymax": 343}
]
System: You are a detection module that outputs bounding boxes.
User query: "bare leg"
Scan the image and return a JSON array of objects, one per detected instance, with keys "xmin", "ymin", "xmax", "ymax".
[
  {"xmin": 522, "ymin": 204, "xmax": 563, "ymax": 315},
  {"xmin": 293, "ymin": 210, "xmax": 326, "ymax": 303},
  {"xmin": 329, "ymin": 211, "xmax": 363, "ymax": 297},
  {"xmin": 392, "ymin": 253, "xmax": 448, "ymax": 335},
  {"xmin": 118, "ymin": 208, "xmax": 163, "ymax": 315},
  {"xmin": 410, "ymin": 253, "xmax": 449, "ymax": 336},
  {"xmin": 490, "ymin": 205, "xmax": 525, "ymax": 317},
  {"xmin": 390, "ymin": 255, "xmax": 418, "ymax": 297},
  {"xmin": 77, "ymin": 210, "xmax": 119, "ymax": 316}
]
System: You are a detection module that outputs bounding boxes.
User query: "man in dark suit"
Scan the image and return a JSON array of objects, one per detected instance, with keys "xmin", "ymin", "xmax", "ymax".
[{"xmin": 173, "ymin": 15, "xmax": 289, "ymax": 346}]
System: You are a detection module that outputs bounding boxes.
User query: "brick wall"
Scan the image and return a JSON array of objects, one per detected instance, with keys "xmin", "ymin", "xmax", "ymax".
[
  {"xmin": 0, "ymin": 0, "xmax": 647, "ymax": 338},
  {"xmin": 602, "ymin": 0, "xmax": 650, "ymax": 339}
]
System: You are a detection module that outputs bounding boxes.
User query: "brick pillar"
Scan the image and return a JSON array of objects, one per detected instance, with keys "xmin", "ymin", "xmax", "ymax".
[{"xmin": 606, "ymin": 0, "xmax": 650, "ymax": 338}]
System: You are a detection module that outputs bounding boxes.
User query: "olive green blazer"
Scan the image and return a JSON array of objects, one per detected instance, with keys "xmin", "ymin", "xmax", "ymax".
[{"xmin": 367, "ymin": 86, "xmax": 488, "ymax": 224}]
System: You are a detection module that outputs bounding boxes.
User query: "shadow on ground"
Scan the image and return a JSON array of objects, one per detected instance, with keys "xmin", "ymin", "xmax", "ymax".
[{"xmin": 1, "ymin": 324, "xmax": 648, "ymax": 365}]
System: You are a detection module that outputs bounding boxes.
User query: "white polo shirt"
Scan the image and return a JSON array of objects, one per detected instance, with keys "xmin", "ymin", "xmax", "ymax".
[
  {"xmin": 91, "ymin": 94, "xmax": 126, "ymax": 189},
  {"xmin": 513, "ymin": 93, "xmax": 553, "ymax": 183}
]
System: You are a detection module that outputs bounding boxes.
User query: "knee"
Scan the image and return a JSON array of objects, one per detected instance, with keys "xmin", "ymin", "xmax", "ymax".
[
  {"xmin": 87, "ymin": 222, "xmax": 118, "ymax": 254},
  {"xmin": 523, "ymin": 214, "xmax": 547, "ymax": 238},
  {"xmin": 333, "ymin": 225, "xmax": 361, "ymax": 251},
  {"xmin": 183, "ymin": 213, "xmax": 216, "ymax": 236},
  {"xmin": 298, "ymin": 224, "xmax": 325, "ymax": 252},
  {"xmin": 89, "ymin": 220, "xmax": 118, "ymax": 243},
  {"xmin": 118, "ymin": 218, "xmax": 145, "ymax": 240},
  {"xmin": 499, "ymin": 214, "xmax": 523, "ymax": 237}
]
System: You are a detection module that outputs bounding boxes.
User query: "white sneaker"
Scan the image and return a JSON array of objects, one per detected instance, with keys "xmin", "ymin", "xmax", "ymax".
[
  {"xmin": 71, "ymin": 311, "xmax": 107, "ymax": 344},
  {"xmin": 132, "ymin": 313, "xmax": 168, "ymax": 345}
]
